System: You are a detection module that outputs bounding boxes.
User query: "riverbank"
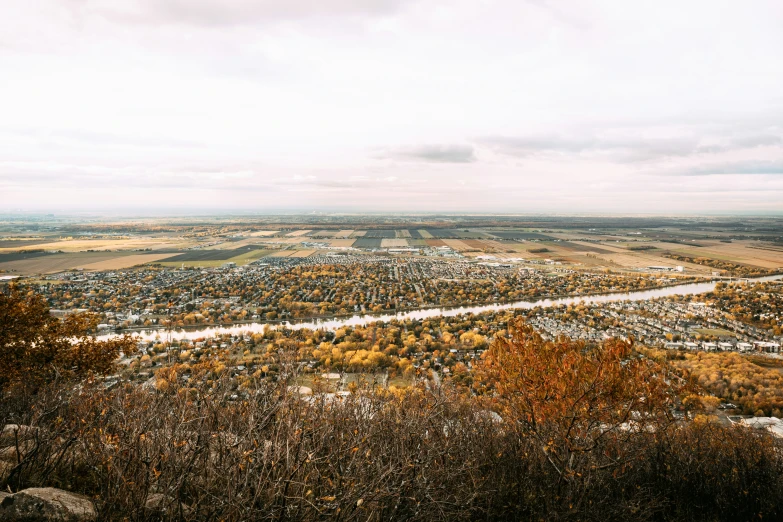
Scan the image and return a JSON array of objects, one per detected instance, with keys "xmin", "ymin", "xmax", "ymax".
[
  {"xmin": 98, "ymin": 273, "xmax": 783, "ymax": 342},
  {"xmin": 112, "ymin": 278, "xmax": 706, "ymax": 334}
]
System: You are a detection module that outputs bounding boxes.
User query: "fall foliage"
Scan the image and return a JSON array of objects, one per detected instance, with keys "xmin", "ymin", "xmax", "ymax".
[
  {"xmin": 664, "ymin": 349, "xmax": 783, "ymax": 416},
  {"xmin": 2, "ymin": 293, "xmax": 783, "ymax": 520},
  {"xmin": 0, "ymin": 285, "xmax": 133, "ymax": 393}
]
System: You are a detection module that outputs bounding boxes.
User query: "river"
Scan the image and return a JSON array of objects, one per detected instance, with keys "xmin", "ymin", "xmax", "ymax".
[{"xmin": 100, "ymin": 274, "xmax": 783, "ymax": 343}]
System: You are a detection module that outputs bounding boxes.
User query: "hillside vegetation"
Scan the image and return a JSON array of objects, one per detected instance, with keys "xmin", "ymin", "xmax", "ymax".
[{"xmin": 1, "ymin": 288, "xmax": 783, "ymax": 520}]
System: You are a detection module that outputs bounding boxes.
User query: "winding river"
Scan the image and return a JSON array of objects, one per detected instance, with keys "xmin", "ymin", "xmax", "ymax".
[{"xmin": 101, "ymin": 274, "xmax": 783, "ymax": 342}]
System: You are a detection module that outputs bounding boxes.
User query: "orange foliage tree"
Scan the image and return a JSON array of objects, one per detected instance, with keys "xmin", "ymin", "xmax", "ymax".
[
  {"xmin": 474, "ymin": 318, "xmax": 686, "ymax": 488},
  {"xmin": 0, "ymin": 286, "xmax": 133, "ymax": 393}
]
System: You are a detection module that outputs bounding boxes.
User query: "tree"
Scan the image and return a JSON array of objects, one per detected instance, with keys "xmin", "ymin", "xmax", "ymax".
[
  {"xmin": 0, "ymin": 286, "xmax": 133, "ymax": 394},
  {"xmin": 474, "ymin": 318, "xmax": 685, "ymax": 503}
]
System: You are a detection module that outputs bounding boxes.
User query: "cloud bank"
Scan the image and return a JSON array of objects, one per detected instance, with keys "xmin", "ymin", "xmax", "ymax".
[{"xmin": 1, "ymin": 0, "xmax": 783, "ymax": 214}]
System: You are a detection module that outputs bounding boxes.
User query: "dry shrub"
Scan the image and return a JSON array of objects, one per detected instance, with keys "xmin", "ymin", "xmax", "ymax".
[{"xmin": 2, "ymin": 316, "xmax": 783, "ymax": 520}]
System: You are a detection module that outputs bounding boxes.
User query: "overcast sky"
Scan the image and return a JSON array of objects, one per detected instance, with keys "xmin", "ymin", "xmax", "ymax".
[{"xmin": 2, "ymin": 0, "xmax": 783, "ymax": 215}]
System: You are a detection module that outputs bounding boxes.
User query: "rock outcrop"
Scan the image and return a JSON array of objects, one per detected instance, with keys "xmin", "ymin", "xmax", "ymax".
[{"xmin": 0, "ymin": 487, "xmax": 97, "ymax": 521}]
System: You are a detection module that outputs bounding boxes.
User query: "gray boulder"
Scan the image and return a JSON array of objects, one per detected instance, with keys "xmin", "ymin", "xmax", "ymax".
[{"xmin": 0, "ymin": 487, "xmax": 97, "ymax": 521}]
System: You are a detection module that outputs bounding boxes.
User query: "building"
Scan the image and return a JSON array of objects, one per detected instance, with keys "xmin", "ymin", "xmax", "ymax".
[
  {"xmin": 754, "ymin": 341, "xmax": 781, "ymax": 353},
  {"xmin": 736, "ymin": 417, "xmax": 783, "ymax": 438}
]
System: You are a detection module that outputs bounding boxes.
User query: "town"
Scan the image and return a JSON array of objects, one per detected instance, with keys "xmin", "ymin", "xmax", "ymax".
[
  {"xmin": 36, "ymin": 255, "xmax": 697, "ymax": 328},
  {"xmin": 101, "ymin": 275, "xmax": 783, "ymax": 418}
]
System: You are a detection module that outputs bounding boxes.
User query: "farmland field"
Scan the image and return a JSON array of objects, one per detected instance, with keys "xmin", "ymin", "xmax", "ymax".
[
  {"xmin": 3, "ymin": 220, "xmax": 781, "ymax": 277},
  {"xmin": 364, "ymin": 230, "xmax": 396, "ymax": 238},
  {"xmin": 450, "ymin": 229, "xmax": 490, "ymax": 239},
  {"xmin": 289, "ymin": 249, "xmax": 317, "ymax": 258},
  {"xmin": 479, "ymin": 240, "xmax": 517, "ymax": 252},
  {"xmin": 425, "ymin": 239, "xmax": 447, "ymax": 247},
  {"xmin": 544, "ymin": 241, "xmax": 613, "ymax": 254},
  {"xmin": 461, "ymin": 239, "xmax": 488, "ymax": 249},
  {"xmin": 352, "ymin": 238, "xmax": 383, "ymax": 248},
  {"xmin": 76, "ymin": 254, "xmax": 180, "ymax": 271},
  {"xmin": 590, "ymin": 252, "xmax": 709, "ymax": 272},
  {"xmin": 0, "ymin": 237, "xmax": 178, "ymax": 253},
  {"xmin": 592, "ymin": 242, "xmax": 635, "ymax": 253},
  {"xmin": 425, "ymin": 229, "xmax": 458, "ymax": 238},
  {"xmin": 488, "ymin": 231, "xmax": 555, "ymax": 240},
  {"xmin": 228, "ymin": 249, "xmax": 273, "ymax": 264},
  {"xmin": 0, "ymin": 237, "xmax": 185, "ymax": 253},
  {"xmin": 215, "ymin": 238, "xmax": 271, "ymax": 249},
  {"xmin": 0, "ymin": 239, "xmax": 52, "ymax": 248},
  {"xmin": 327, "ymin": 239, "xmax": 356, "ymax": 247},
  {"xmin": 380, "ymin": 239, "xmax": 409, "ymax": 248},
  {"xmin": 160, "ymin": 246, "xmax": 266, "ymax": 262},
  {"xmin": 0, "ymin": 252, "xmax": 152, "ymax": 275},
  {"xmin": 159, "ymin": 260, "xmax": 232, "ymax": 268},
  {"xmin": 0, "ymin": 251, "xmax": 54, "ymax": 263},
  {"xmin": 442, "ymin": 239, "xmax": 476, "ymax": 251},
  {"xmin": 261, "ymin": 237, "xmax": 303, "ymax": 245},
  {"xmin": 310, "ymin": 230, "xmax": 336, "ymax": 238},
  {"xmin": 683, "ymin": 242, "xmax": 783, "ymax": 269}
]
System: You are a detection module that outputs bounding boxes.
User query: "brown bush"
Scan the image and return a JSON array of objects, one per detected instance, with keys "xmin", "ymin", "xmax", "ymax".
[{"xmin": 2, "ymin": 303, "xmax": 783, "ymax": 520}]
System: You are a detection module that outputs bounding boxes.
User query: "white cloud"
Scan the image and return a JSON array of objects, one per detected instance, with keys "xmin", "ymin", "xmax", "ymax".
[
  {"xmin": 67, "ymin": 0, "xmax": 412, "ymax": 27},
  {"xmin": 1, "ymin": 0, "xmax": 783, "ymax": 213}
]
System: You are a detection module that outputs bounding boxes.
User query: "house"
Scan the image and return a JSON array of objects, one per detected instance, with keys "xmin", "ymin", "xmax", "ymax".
[{"xmin": 754, "ymin": 341, "xmax": 781, "ymax": 353}]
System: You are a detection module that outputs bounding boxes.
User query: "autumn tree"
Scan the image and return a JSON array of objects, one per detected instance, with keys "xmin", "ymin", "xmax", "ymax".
[
  {"xmin": 0, "ymin": 285, "xmax": 134, "ymax": 394},
  {"xmin": 474, "ymin": 318, "xmax": 686, "ymax": 512}
]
